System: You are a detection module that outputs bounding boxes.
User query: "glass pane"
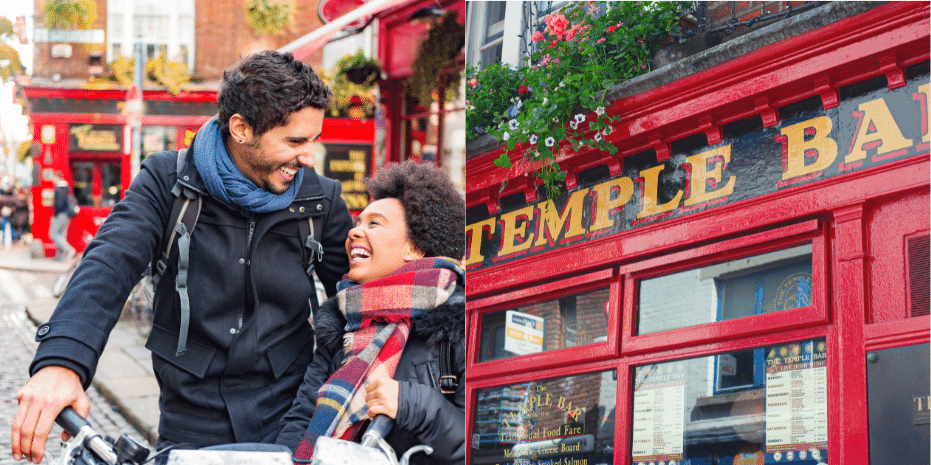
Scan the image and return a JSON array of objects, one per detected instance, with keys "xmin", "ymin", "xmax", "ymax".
[
  {"xmin": 631, "ymin": 338, "xmax": 828, "ymax": 464},
  {"xmin": 100, "ymin": 162, "xmax": 121, "ymax": 206},
  {"xmin": 471, "ymin": 370, "xmax": 617, "ymax": 465},
  {"xmin": 479, "ymin": 287, "xmax": 609, "ymax": 362},
  {"xmin": 638, "ymin": 244, "xmax": 813, "ymax": 335},
  {"xmin": 70, "ymin": 162, "xmax": 94, "ymax": 206},
  {"xmin": 141, "ymin": 125, "xmax": 177, "ymax": 160}
]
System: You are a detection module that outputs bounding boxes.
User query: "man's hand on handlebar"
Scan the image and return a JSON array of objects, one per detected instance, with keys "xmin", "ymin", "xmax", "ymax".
[{"xmin": 12, "ymin": 366, "xmax": 90, "ymax": 464}]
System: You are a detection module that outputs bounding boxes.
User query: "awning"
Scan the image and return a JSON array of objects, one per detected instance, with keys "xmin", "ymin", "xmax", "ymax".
[{"xmin": 279, "ymin": 0, "xmax": 410, "ymax": 60}]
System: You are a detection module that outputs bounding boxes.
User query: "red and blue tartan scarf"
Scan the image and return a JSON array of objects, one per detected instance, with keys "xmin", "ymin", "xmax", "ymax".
[{"xmin": 293, "ymin": 257, "xmax": 463, "ymax": 461}]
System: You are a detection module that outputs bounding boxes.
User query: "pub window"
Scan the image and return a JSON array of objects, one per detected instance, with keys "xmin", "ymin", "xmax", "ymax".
[
  {"xmin": 141, "ymin": 125, "xmax": 177, "ymax": 160},
  {"xmin": 631, "ymin": 338, "xmax": 828, "ymax": 464},
  {"xmin": 479, "ymin": 287, "xmax": 610, "ymax": 362},
  {"xmin": 638, "ymin": 243, "xmax": 813, "ymax": 335},
  {"xmin": 471, "ymin": 370, "xmax": 616, "ymax": 465}
]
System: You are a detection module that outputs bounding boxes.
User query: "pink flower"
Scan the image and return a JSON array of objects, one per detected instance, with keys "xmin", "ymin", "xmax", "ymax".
[
  {"xmin": 617, "ymin": 21, "xmax": 624, "ymax": 27},
  {"xmin": 566, "ymin": 24, "xmax": 583, "ymax": 41},
  {"xmin": 640, "ymin": 63, "xmax": 647, "ymax": 69},
  {"xmin": 545, "ymin": 13, "xmax": 570, "ymax": 38},
  {"xmin": 606, "ymin": 25, "xmax": 616, "ymax": 33},
  {"xmin": 531, "ymin": 31, "xmax": 545, "ymax": 43},
  {"xmin": 596, "ymin": 38, "xmax": 606, "ymax": 44},
  {"xmin": 468, "ymin": 78, "xmax": 477, "ymax": 88}
]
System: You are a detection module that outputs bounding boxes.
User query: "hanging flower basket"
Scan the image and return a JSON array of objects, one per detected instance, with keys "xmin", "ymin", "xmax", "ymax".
[{"xmin": 345, "ymin": 63, "xmax": 380, "ymax": 85}]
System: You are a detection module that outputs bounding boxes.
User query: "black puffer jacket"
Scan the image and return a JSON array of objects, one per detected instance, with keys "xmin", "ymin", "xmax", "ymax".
[
  {"xmin": 31, "ymin": 147, "xmax": 352, "ymax": 447},
  {"xmin": 277, "ymin": 287, "xmax": 466, "ymax": 464}
]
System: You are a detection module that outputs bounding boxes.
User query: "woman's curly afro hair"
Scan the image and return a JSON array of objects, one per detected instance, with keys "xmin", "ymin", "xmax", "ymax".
[{"xmin": 364, "ymin": 161, "xmax": 464, "ymax": 260}]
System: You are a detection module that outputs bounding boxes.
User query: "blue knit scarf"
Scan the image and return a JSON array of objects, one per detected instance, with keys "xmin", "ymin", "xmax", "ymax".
[{"xmin": 192, "ymin": 116, "xmax": 303, "ymax": 213}]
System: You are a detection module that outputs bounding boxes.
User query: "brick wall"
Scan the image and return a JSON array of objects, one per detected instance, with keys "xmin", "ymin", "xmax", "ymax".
[{"xmin": 31, "ymin": 0, "xmax": 108, "ymax": 80}]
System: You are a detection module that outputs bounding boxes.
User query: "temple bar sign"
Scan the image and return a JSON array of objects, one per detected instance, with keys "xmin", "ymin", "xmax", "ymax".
[{"xmin": 466, "ymin": 74, "xmax": 930, "ymax": 270}]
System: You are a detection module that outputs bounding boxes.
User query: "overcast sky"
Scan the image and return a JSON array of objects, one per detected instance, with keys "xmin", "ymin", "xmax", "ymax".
[{"xmin": 1, "ymin": 1, "xmax": 33, "ymax": 147}]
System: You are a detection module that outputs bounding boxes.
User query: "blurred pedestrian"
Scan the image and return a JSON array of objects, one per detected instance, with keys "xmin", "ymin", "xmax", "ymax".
[
  {"xmin": 49, "ymin": 171, "xmax": 76, "ymax": 260},
  {"xmin": 11, "ymin": 187, "xmax": 29, "ymax": 242}
]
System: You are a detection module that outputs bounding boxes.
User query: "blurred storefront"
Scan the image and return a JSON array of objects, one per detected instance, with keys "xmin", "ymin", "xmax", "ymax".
[{"xmin": 465, "ymin": 3, "xmax": 929, "ymax": 465}]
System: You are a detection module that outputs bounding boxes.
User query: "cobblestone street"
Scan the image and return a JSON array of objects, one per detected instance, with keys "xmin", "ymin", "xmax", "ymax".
[{"xmin": 0, "ymin": 299, "xmax": 151, "ymax": 464}]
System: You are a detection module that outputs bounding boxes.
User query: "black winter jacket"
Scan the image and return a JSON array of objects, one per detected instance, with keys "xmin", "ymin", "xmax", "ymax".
[
  {"xmin": 276, "ymin": 287, "xmax": 466, "ymax": 464},
  {"xmin": 31, "ymin": 147, "xmax": 352, "ymax": 447}
]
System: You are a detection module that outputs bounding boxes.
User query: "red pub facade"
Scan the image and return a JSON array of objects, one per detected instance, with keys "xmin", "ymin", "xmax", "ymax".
[{"xmin": 465, "ymin": 3, "xmax": 929, "ymax": 465}]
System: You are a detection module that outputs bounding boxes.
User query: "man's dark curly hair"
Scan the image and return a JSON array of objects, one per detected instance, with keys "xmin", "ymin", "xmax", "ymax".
[
  {"xmin": 217, "ymin": 50, "xmax": 332, "ymax": 138},
  {"xmin": 364, "ymin": 161, "xmax": 464, "ymax": 260}
]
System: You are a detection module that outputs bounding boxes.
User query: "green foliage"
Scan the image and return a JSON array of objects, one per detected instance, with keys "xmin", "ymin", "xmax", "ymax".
[
  {"xmin": 43, "ymin": 0, "xmax": 97, "ymax": 30},
  {"xmin": 320, "ymin": 60, "xmax": 377, "ymax": 119},
  {"xmin": 244, "ymin": 0, "xmax": 294, "ymax": 36},
  {"xmin": 407, "ymin": 11, "xmax": 465, "ymax": 105},
  {"xmin": 336, "ymin": 51, "xmax": 382, "ymax": 87},
  {"xmin": 465, "ymin": 63, "xmax": 523, "ymax": 141},
  {"xmin": 110, "ymin": 53, "xmax": 191, "ymax": 95},
  {"xmin": 0, "ymin": 17, "xmax": 25, "ymax": 82},
  {"xmin": 467, "ymin": 1, "xmax": 688, "ymax": 197}
]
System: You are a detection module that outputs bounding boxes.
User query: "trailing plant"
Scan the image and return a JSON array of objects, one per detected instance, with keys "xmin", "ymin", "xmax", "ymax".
[
  {"xmin": 465, "ymin": 63, "xmax": 522, "ymax": 141},
  {"xmin": 467, "ymin": 1, "xmax": 688, "ymax": 198},
  {"xmin": 43, "ymin": 0, "xmax": 97, "ymax": 30},
  {"xmin": 110, "ymin": 53, "xmax": 191, "ymax": 95},
  {"xmin": 244, "ymin": 0, "xmax": 294, "ymax": 36},
  {"xmin": 336, "ymin": 51, "xmax": 381, "ymax": 87},
  {"xmin": 407, "ymin": 11, "xmax": 465, "ymax": 105}
]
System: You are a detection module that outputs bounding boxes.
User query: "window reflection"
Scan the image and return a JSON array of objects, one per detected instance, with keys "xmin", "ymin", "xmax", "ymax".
[
  {"xmin": 472, "ymin": 370, "xmax": 617, "ymax": 465},
  {"xmin": 631, "ymin": 338, "xmax": 828, "ymax": 464},
  {"xmin": 639, "ymin": 244, "xmax": 813, "ymax": 335},
  {"xmin": 479, "ymin": 288, "xmax": 609, "ymax": 362}
]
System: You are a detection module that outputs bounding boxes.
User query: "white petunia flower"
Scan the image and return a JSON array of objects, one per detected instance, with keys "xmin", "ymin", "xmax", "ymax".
[
  {"xmin": 575, "ymin": 113, "xmax": 586, "ymax": 123},
  {"xmin": 529, "ymin": 134, "xmax": 539, "ymax": 144},
  {"xmin": 503, "ymin": 132, "xmax": 511, "ymax": 141},
  {"xmin": 570, "ymin": 121, "xmax": 578, "ymax": 130},
  {"xmin": 594, "ymin": 133, "xmax": 603, "ymax": 142},
  {"xmin": 508, "ymin": 119, "xmax": 519, "ymax": 130},
  {"xmin": 545, "ymin": 137, "xmax": 556, "ymax": 147},
  {"xmin": 543, "ymin": 98, "xmax": 549, "ymax": 105},
  {"xmin": 596, "ymin": 106, "xmax": 605, "ymax": 116}
]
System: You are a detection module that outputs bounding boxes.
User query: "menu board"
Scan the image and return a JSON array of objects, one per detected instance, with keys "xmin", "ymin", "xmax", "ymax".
[
  {"xmin": 631, "ymin": 363, "xmax": 686, "ymax": 462},
  {"xmin": 765, "ymin": 339, "xmax": 828, "ymax": 452}
]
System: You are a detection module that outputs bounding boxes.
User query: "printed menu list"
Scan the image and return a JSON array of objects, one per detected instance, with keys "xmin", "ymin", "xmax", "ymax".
[
  {"xmin": 765, "ymin": 339, "xmax": 828, "ymax": 452},
  {"xmin": 631, "ymin": 363, "xmax": 686, "ymax": 462}
]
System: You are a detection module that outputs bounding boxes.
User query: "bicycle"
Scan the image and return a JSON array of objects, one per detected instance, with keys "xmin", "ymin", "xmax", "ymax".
[{"xmin": 50, "ymin": 407, "xmax": 431, "ymax": 465}]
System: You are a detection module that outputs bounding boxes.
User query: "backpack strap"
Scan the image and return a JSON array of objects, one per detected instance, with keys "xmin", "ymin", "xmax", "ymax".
[
  {"xmin": 438, "ymin": 340, "xmax": 458, "ymax": 396},
  {"xmin": 151, "ymin": 148, "xmax": 202, "ymax": 356},
  {"xmin": 298, "ymin": 215, "xmax": 325, "ymax": 312}
]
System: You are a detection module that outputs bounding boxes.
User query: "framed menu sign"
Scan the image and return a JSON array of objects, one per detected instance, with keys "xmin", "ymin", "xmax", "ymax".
[{"xmin": 764, "ymin": 338, "xmax": 828, "ymax": 454}]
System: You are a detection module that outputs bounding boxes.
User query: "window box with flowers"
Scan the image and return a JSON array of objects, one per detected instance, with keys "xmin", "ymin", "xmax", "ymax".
[{"xmin": 466, "ymin": 1, "xmax": 689, "ymax": 197}]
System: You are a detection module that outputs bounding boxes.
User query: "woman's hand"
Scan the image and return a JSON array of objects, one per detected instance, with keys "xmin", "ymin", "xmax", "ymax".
[{"xmin": 365, "ymin": 378, "xmax": 399, "ymax": 419}]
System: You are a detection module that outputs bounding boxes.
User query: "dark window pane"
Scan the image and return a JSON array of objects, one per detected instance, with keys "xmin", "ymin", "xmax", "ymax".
[
  {"xmin": 471, "ymin": 370, "xmax": 617, "ymax": 464},
  {"xmin": 480, "ymin": 287, "xmax": 609, "ymax": 362},
  {"xmin": 631, "ymin": 338, "xmax": 828, "ymax": 464},
  {"xmin": 639, "ymin": 244, "xmax": 813, "ymax": 334}
]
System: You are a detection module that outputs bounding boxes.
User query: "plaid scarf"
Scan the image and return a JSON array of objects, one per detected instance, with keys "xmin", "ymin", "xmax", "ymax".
[{"xmin": 293, "ymin": 257, "xmax": 462, "ymax": 461}]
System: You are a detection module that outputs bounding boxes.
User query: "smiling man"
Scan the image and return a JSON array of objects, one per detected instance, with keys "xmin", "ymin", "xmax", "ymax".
[{"xmin": 12, "ymin": 51, "xmax": 352, "ymax": 463}]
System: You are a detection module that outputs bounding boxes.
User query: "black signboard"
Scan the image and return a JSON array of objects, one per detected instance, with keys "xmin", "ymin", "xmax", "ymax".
[
  {"xmin": 466, "ymin": 64, "xmax": 930, "ymax": 270},
  {"xmin": 868, "ymin": 342, "xmax": 930, "ymax": 465},
  {"xmin": 68, "ymin": 123, "xmax": 123, "ymax": 153},
  {"xmin": 322, "ymin": 143, "xmax": 372, "ymax": 211}
]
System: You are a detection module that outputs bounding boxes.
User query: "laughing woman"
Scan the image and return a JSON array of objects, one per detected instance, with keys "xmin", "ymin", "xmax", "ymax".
[{"xmin": 276, "ymin": 160, "xmax": 465, "ymax": 464}]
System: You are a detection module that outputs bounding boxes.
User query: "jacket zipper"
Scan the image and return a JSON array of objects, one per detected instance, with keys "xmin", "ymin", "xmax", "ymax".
[{"xmin": 237, "ymin": 218, "xmax": 256, "ymax": 332}]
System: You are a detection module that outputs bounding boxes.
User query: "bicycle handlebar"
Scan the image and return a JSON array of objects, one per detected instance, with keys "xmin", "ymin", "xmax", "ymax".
[{"xmin": 55, "ymin": 407, "xmax": 119, "ymax": 465}]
